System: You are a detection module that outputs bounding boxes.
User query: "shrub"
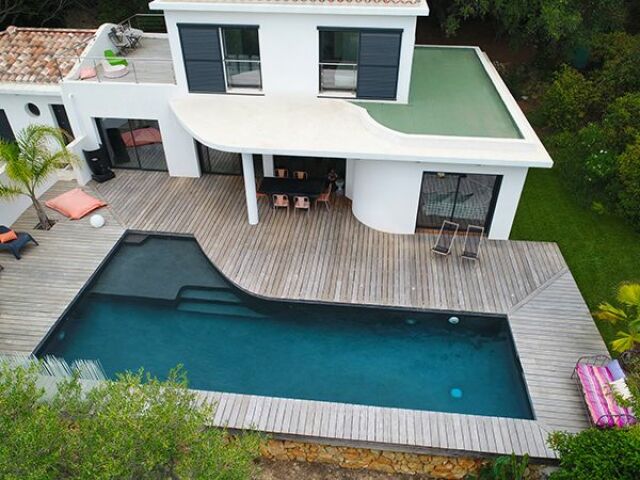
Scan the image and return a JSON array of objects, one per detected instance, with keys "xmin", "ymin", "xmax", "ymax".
[
  {"xmin": 537, "ymin": 66, "xmax": 597, "ymax": 132},
  {"xmin": 0, "ymin": 363, "xmax": 261, "ymax": 480},
  {"xmin": 548, "ymin": 427, "xmax": 640, "ymax": 480},
  {"xmin": 591, "ymin": 32, "xmax": 640, "ymax": 103},
  {"xmin": 602, "ymin": 93, "xmax": 640, "ymax": 153},
  {"xmin": 617, "ymin": 139, "xmax": 640, "ymax": 229}
]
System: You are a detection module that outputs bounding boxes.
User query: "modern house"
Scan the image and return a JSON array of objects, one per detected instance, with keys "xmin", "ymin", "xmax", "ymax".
[{"xmin": 1, "ymin": 0, "xmax": 551, "ymax": 237}]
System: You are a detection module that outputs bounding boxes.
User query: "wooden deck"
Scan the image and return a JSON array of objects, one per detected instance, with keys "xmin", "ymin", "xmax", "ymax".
[{"xmin": 0, "ymin": 170, "xmax": 610, "ymax": 460}]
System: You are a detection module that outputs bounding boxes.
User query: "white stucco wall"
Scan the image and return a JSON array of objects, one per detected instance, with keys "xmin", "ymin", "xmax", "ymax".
[
  {"xmin": 61, "ymin": 80, "xmax": 200, "ymax": 179},
  {"xmin": 0, "ymin": 91, "xmax": 66, "ymax": 226},
  {"xmin": 350, "ymin": 158, "xmax": 528, "ymax": 240},
  {"xmin": 163, "ymin": 10, "xmax": 416, "ymax": 102}
]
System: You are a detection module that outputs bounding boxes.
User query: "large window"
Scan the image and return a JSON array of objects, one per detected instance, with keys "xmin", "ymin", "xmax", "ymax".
[
  {"xmin": 319, "ymin": 30, "xmax": 359, "ymax": 95},
  {"xmin": 222, "ymin": 27, "xmax": 261, "ymax": 89},
  {"xmin": 416, "ymin": 172, "xmax": 502, "ymax": 233},
  {"xmin": 95, "ymin": 118, "xmax": 168, "ymax": 171}
]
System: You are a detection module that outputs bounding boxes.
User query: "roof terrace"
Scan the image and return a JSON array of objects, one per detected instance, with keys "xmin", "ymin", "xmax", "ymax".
[{"xmin": 360, "ymin": 47, "xmax": 522, "ymax": 139}]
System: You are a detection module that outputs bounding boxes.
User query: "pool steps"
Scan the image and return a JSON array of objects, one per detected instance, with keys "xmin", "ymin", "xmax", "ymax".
[
  {"xmin": 177, "ymin": 287, "xmax": 266, "ymax": 318},
  {"xmin": 179, "ymin": 287, "xmax": 243, "ymax": 304}
]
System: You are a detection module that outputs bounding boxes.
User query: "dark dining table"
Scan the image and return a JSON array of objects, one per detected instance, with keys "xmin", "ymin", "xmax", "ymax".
[{"xmin": 257, "ymin": 177, "xmax": 327, "ymax": 198}]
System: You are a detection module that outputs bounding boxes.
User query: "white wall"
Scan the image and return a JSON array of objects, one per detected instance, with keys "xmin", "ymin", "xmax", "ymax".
[
  {"xmin": 61, "ymin": 80, "xmax": 200, "ymax": 178},
  {"xmin": 350, "ymin": 158, "xmax": 529, "ymax": 240},
  {"xmin": 0, "ymin": 91, "xmax": 66, "ymax": 226},
  {"xmin": 164, "ymin": 10, "xmax": 416, "ymax": 102}
]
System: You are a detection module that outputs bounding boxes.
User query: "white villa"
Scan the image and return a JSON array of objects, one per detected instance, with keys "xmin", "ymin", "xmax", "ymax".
[{"xmin": 0, "ymin": 0, "xmax": 551, "ymax": 238}]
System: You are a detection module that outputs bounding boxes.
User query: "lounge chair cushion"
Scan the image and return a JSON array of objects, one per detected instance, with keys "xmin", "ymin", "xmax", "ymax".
[
  {"xmin": 0, "ymin": 230, "xmax": 17, "ymax": 243},
  {"xmin": 575, "ymin": 363, "xmax": 635, "ymax": 427},
  {"xmin": 45, "ymin": 188, "xmax": 106, "ymax": 220},
  {"xmin": 79, "ymin": 67, "xmax": 97, "ymax": 80},
  {"xmin": 610, "ymin": 378, "xmax": 632, "ymax": 401},
  {"xmin": 608, "ymin": 359, "xmax": 625, "ymax": 381}
]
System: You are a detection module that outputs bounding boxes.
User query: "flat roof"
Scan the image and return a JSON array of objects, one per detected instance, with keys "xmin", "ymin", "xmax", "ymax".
[{"xmin": 360, "ymin": 47, "xmax": 522, "ymax": 139}]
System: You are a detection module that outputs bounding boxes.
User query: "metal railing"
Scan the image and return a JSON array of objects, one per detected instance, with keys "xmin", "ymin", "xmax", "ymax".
[
  {"xmin": 224, "ymin": 59, "xmax": 262, "ymax": 89},
  {"xmin": 60, "ymin": 55, "xmax": 176, "ymax": 84},
  {"xmin": 319, "ymin": 63, "xmax": 357, "ymax": 95},
  {"xmin": 120, "ymin": 14, "xmax": 167, "ymax": 34}
]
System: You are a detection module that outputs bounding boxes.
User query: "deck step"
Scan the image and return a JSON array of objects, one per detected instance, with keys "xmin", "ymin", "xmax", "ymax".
[
  {"xmin": 179, "ymin": 288, "xmax": 241, "ymax": 304},
  {"xmin": 177, "ymin": 300, "xmax": 266, "ymax": 318}
]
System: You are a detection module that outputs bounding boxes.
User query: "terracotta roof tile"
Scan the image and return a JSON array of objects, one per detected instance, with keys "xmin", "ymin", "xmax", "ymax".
[{"xmin": 0, "ymin": 26, "xmax": 95, "ymax": 85}]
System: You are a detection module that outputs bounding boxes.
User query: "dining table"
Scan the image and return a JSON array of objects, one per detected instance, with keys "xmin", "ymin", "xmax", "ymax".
[{"xmin": 257, "ymin": 177, "xmax": 327, "ymax": 199}]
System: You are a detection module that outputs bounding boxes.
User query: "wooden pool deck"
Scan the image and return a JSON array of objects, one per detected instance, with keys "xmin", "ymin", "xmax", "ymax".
[{"xmin": 0, "ymin": 170, "xmax": 609, "ymax": 461}]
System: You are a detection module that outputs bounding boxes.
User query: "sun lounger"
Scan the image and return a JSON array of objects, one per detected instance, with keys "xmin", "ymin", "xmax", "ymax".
[
  {"xmin": 0, "ymin": 226, "xmax": 38, "ymax": 260},
  {"xmin": 461, "ymin": 225, "xmax": 484, "ymax": 261},
  {"xmin": 573, "ymin": 355, "xmax": 636, "ymax": 428},
  {"xmin": 431, "ymin": 220, "xmax": 459, "ymax": 256}
]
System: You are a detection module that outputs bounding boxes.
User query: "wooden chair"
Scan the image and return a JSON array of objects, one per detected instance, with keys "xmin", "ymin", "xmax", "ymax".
[
  {"xmin": 256, "ymin": 179, "xmax": 268, "ymax": 202},
  {"xmin": 293, "ymin": 196, "xmax": 310, "ymax": 214},
  {"xmin": 431, "ymin": 220, "xmax": 459, "ymax": 256},
  {"xmin": 315, "ymin": 186, "xmax": 331, "ymax": 210},
  {"xmin": 274, "ymin": 168, "xmax": 289, "ymax": 178},
  {"xmin": 272, "ymin": 194, "xmax": 289, "ymax": 214},
  {"xmin": 461, "ymin": 225, "xmax": 484, "ymax": 261},
  {"xmin": 293, "ymin": 170, "xmax": 308, "ymax": 180}
]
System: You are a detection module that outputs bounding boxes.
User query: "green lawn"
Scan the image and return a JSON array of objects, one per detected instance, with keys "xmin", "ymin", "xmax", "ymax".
[{"xmin": 510, "ymin": 167, "xmax": 640, "ymax": 348}]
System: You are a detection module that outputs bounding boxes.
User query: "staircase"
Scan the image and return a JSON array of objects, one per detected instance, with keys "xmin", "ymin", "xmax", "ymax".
[{"xmin": 176, "ymin": 286, "xmax": 266, "ymax": 319}]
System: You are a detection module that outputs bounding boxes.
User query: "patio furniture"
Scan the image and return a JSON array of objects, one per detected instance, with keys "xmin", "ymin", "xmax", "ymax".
[
  {"xmin": 45, "ymin": 188, "xmax": 107, "ymax": 220},
  {"xmin": 293, "ymin": 170, "xmax": 308, "ymax": 180},
  {"xmin": 315, "ymin": 186, "xmax": 332, "ymax": 210},
  {"xmin": 0, "ymin": 226, "xmax": 38, "ymax": 260},
  {"xmin": 256, "ymin": 179, "xmax": 268, "ymax": 202},
  {"xmin": 108, "ymin": 25, "xmax": 143, "ymax": 54},
  {"xmin": 272, "ymin": 194, "xmax": 289, "ymax": 214},
  {"xmin": 101, "ymin": 60, "xmax": 129, "ymax": 79},
  {"xmin": 572, "ymin": 355, "xmax": 636, "ymax": 428},
  {"xmin": 104, "ymin": 49, "xmax": 128, "ymax": 67},
  {"xmin": 258, "ymin": 178, "xmax": 326, "ymax": 199},
  {"xmin": 294, "ymin": 196, "xmax": 310, "ymax": 214},
  {"xmin": 461, "ymin": 225, "xmax": 484, "ymax": 261},
  {"xmin": 274, "ymin": 168, "xmax": 289, "ymax": 178},
  {"xmin": 431, "ymin": 220, "xmax": 459, "ymax": 256}
]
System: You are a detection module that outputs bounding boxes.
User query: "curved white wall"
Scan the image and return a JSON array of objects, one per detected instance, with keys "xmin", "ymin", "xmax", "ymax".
[{"xmin": 350, "ymin": 158, "xmax": 529, "ymax": 239}]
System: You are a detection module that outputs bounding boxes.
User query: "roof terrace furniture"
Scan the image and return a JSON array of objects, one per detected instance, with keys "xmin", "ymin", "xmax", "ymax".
[
  {"xmin": 104, "ymin": 49, "xmax": 128, "ymax": 67},
  {"xmin": 573, "ymin": 355, "xmax": 637, "ymax": 428},
  {"xmin": 0, "ymin": 226, "xmax": 38, "ymax": 260},
  {"xmin": 431, "ymin": 220, "xmax": 459, "ymax": 256},
  {"xmin": 108, "ymin": 25, "xmax": 143, "ymax": 54},
  {"xmin": 461, "ymin": 225, "xmax": 484, "ymax": 261}
]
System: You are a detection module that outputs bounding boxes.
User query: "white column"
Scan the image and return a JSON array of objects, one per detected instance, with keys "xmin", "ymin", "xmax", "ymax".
[
  {"xmin": 262, "ymin": 154, "xmax": 274, "ymax": 177},
  {"xmin": 487, "ymin": 167, "xmax": 529, "ymax": 240},
  {"xmin": 345, "ymin": 158, "xmax": 355, "ymax": 199},
  {"xmin": 241, "ymin": 153, "xmax": 259, "ymax": 225}
]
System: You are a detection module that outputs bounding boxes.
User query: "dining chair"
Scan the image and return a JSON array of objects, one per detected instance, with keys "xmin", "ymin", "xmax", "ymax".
[
  {"xmin": 256, "ymin": 179, "xmax": 268, "ymax": 202},
  {"xmin": 315, "ymin": 186, "xmax": 332, "ymax": 211},
  {"xmin": 275, "ymin": 168, "xmax": 289, "ymax": 178},
  {"xmin": 272, "ymin": 194, "xmax": 289, "ymax": 214},
  {"xmin": 293, "ymin": 170, "xmax": 308, "ymax": 180},
  {"xmin": 293, "ymin": 196, "xmax": 311, "ymax": 214}
]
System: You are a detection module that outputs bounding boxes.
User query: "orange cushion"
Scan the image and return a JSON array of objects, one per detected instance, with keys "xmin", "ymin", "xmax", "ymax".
[
  {"xmin": 0, "ymin": 230, "xmax": 17, "ymax": 243},
  {"xmin": 45, "ymin": 188, "xmax": 107, "ymax": 220}
]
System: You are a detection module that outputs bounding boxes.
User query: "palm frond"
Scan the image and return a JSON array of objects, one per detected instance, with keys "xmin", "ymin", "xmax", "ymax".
[
  {"xmin": 611, "ymin": 331, "xmax": 640, "ymax": 353},
  {"xmin": 594, "ymin": 302, "xmax": 628, "ymax": 324},
  {"xmin": 616, "ymin": 283, "xmax": 640, "ymax": 307},
  {"xmin": 0, "ymin": 184, "xmax": 25, "ymax": 200}
]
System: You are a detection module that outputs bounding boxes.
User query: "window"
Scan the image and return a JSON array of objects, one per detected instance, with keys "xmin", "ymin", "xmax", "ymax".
[
  {"xmin": 26, "ymin": 103, "xmax": 41, "ymax": 116},
  {"xmin": 319, "ymin": 28, "xmax": 402, "ymax": 100},
  {"xmin": 95, "ymin": 118, "xmax": 168, "ymax": 171},
  {"xmin": 222, "ymin": 27, "xmax": 261, "ymax": 89},
  {"xmin": 319, "ymin": 30, "xmax": 359, "ymax": 95},
  {"xmin": 51, "ymin": 105, "xmax": 73, "ymax": 145},
  {"xmin": 0, "ymin": 110, "xmax": 14, "ymax": 142}
]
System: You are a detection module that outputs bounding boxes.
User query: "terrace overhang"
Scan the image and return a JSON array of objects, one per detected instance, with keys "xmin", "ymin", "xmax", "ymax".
[{"xmin": 170, "ymin": 94, "xmax": 553, "ymax": 168}]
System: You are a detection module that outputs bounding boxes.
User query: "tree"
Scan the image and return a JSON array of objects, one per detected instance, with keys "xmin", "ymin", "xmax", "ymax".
[
  {"xmin": 594, "ymin": 283, "xmax": 640, "ymax": 352},
  {"xmin": 617, "ymin": 139, "xmax": 640, "ymax": 229},
  {"xmin": 0, "ymin": 125, "xmax": 76, "ymax": 230}
]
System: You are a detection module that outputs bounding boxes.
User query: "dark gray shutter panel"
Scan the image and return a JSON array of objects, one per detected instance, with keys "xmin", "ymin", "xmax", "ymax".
[
  {"xmin": 178, "ymin": 24, "xmax": 225, "ymax": 93},
  {"xmin": 0, "ymin": 110, "xmax": 15, "ymax": 142},
  {"xmin": 357, "ymin": 30, "xmax": 402, "ymax": 100}
]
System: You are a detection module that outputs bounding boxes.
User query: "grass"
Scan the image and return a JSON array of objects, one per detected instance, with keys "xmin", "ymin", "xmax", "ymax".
[{"xmin": 510, "ymin": 167, "xmax": 640, "ymax": 348}]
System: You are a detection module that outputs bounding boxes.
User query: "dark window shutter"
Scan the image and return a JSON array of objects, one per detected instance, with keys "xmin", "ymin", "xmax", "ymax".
[
  {"xmin": 0, "ymin": 110, "xmax": 15, "ymax": 142},
  {"xmin": 357, "ymin": 31, "xmax": 402, "ymax": 100},
  {"xmin": 51, "ymin": 104, "xmax": 73, "ymax": 144},
  {"xmin": 178, "ymin": 24, "xmax": 225, "ymax": 93}
]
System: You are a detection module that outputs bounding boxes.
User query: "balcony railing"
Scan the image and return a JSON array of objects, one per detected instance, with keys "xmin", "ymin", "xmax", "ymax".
[
  {"xmin": 224, "ymin": 59, "xmax": 262, "ymax": 89},
  {"xmin": 319, "ymin": 63, "xmax": 357, "ymax": 95},
  {"xmin": 120, "ymin": 14, "xmax": 167, "ymax": 34},
  {"xmin": 64, "ymin": 56, "xmax": 176, "ymax": 84}
]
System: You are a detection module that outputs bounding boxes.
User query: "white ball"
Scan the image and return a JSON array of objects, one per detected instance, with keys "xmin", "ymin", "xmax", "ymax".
[{"xmin": 90, "ymin": 214, "xmax": 105, "ymax": 228}]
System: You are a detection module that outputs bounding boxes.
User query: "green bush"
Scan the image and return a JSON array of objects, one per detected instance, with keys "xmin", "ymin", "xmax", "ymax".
[
  {"xmin": 617, "ymin": 139, "xmax": 640, "ymax": 228},
  {"xmin": 537, "ymin": 66, "xmax": 597, "ymax": 132},
  {"xmin": 602, "ymin": 93, "xmax": 640, "ymax": 152},
  {"xmin": 591, "ymin": 32, "xmax": 640, "ymax": 103},
  {"xmin": 548, "ymin": 427, "xmax": 640, "ymax": 480},
  {"xmin": 0, "ymin": 363, "xmax": 260, "ymax": 480}
]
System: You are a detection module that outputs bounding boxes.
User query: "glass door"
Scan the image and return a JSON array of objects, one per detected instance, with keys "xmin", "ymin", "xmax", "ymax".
[{"xmin": 416, "ymin": 172, "xmax": 502, "ymax": 233}]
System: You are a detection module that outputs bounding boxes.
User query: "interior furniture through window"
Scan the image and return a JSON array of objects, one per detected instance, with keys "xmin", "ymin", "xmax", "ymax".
[
  {"xmin": 416, "ymin": 172, "xmax": 502, "ymax": 233},
  {"xmin": 95, "ymin": 118, "xmax": 168, "ymax": 171}
]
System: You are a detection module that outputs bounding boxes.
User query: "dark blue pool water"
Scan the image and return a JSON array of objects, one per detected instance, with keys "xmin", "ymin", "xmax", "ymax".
[{"xmin": 38, "ymin": 234, "xmax": 533, "ymax": 419}]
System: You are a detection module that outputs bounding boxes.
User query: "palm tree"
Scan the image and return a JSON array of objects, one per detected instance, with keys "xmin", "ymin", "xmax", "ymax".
[
  {"xmin": 0, "ymin": 125, "xmax": 77, "ymax": 230},
  {"xmin": 594, "ymin": 283, "xmax": 640, "ymax": 353}
]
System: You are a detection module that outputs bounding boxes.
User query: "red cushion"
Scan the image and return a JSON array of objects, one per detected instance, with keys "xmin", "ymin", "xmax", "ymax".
[
  {"xmin": 0, "ymin": 230, "xmax": 17, "ymax": 243},
  {"xmin": 45, "ymin": 188, "xmax": 107, "ymax": 220},
  {"xmin": 121, "ymin": 127, "xmax": 162, "ymax": 147}
]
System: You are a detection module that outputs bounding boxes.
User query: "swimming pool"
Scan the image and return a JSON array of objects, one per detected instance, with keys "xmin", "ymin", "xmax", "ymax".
[{"xmin": 37, "ymin": 233, "xmax": 533, "ymax": 419}]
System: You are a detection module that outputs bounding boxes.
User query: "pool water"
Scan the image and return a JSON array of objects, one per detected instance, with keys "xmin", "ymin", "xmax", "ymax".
[{"xmin": 38, "ymin": 234, "xmax": 533, "ymax": 419}]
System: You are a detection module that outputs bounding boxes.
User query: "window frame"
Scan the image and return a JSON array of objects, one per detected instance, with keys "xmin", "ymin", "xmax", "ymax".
[
  {"xmin": 318, "ymin": 28, "xmax": 360, "ymax": 98},
  {"xmin": 220, "ymin": 25, "xmax": 262, "ymax": 92}
]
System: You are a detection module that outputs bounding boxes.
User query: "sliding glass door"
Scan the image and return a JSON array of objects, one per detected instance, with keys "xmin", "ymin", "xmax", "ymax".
[
  {"xmin": 416, "ymin": 172, "xmax": 502, "ymax": 233},
  {"xmin": 95, "ymin": 118, "xmax": 168, "ymax": 171}
]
